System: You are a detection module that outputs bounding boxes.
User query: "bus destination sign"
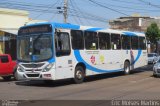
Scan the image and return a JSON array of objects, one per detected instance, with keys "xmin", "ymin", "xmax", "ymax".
[{"xmin": 18, "ymin": 25, "xmax": 52, "ymax": 35}]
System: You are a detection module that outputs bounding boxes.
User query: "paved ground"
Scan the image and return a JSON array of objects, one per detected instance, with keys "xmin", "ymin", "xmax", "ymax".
[{"xmin": 0, "ymin": 64, "xmax": 159, "ymax": 105}]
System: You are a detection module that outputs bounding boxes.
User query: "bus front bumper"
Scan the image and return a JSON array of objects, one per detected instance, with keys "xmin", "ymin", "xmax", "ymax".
[{"xmin": 17, "ymin": 71, "xmax": 55, "ymax": 81}]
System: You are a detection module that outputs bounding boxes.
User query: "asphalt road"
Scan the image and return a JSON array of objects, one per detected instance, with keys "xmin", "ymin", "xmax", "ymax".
[{"xmin": 0, "ymin": 64, "xmax": 159, "ymax": 106}]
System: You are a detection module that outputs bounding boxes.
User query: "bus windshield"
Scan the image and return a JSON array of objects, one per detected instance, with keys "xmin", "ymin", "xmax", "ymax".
[{"xmin": 17, "ymin": 33, "xmax": 53, "ymax": 62}]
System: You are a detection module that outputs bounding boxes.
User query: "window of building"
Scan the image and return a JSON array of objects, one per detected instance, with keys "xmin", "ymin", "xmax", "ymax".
[
  {"xmin": 139, "ymin": 37, "xmax": 146, "ymax": 50},
  {"xmin": 55, "ymin": 32, "xmax": 71, "ymax": 56},
  {"xmin": 111, "ymin": 33, "xmax": 121, "ymax": 50},
  {"xmin": 71, "ymin": 30, "xmax": 84, "ymax": 50},
  {"xmin": 131, "ymin": 36, "xmax": 138, "ymax": 49},
  {"xmin": 121, "ymin": 35, "xmax": 131, "ymax": 50},
  {"xmin": 84, "ymin": 31, "xmax": 98, "ymax": 50},
  {"xmin": 98, "ymin": 32, "xmax": 111, "ymax": 50}
]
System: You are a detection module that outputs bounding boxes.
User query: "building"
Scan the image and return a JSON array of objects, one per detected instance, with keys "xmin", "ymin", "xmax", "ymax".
[
  {"xmin": 0, "ymin": 8, "xmax": 29, "ymax": 60},
  {"xmin": 109, "ymin": 14, "xmax": 160, "ymax": 53},
  {"xmin": 0, "ymin": 8, "xmax": 47, "ymax": 60},
  {"xmin": 109, "ymin": 14, "xmax": 153, "ymax": 32},
  {"xmin": 108, "ymin": 14, "xmax": 160, "ymax": 32}
]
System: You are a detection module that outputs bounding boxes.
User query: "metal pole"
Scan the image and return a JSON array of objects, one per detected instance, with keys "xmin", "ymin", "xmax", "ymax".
[{"xmin": 63, "ymin": 0, "xmax": 68, "ymax": 23}]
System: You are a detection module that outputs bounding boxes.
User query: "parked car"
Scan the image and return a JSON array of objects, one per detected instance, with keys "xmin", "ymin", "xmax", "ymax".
[
  {"xmin": 153, "ymin": 59, "xmax": 160, "ymax": 77},
  {"xmin": 0, "ymin": 54, "xmax": 17, "ymax": 81},
  {"xmin": 148, "ymin": 53, "xmax": 158, "ymax": 64}
]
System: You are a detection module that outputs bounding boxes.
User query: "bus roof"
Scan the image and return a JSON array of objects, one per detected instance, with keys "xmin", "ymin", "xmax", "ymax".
[{"xmin": 21, "ymin": 22, "xmax": 145, "ymax": 37}]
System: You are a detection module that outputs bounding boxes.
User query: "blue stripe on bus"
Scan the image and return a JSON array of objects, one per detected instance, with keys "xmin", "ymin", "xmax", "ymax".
[
  {"xmin": 131, "ymin": 49, "xmax": 142, "ymax": 65},
  {"xmin": 85, "ymin": 28, "xmax": 104, "ymax": 32},
  {"xmin": 53, "ymin": 23, "xmax": 80, "ymax": 30},
  {"xmin": 122, "ymin": 32, "xmax": 137, "ymax": 36},
  {"xmin": 48, "ymin": 58, "xmax": 55, "ymax": 63},
  {"xmin": 74, "ymin": 50, "xmax": 142, "ymax": 73},
  {"xmin": 74, "ymin": 50, "xmax": 123, "ymax": 73}
]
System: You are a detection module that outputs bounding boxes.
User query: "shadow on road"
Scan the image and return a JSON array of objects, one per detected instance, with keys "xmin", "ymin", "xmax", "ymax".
[
  {"xmin": 0, "ymin": 77, "xmax": 16, "ymax": 82},
  {"xmin": 15, "ymin": 79, "xmax": 74, "ymax": 87},
  {"xmin": 15, "ymin": 65, "xmax": 153, "ymax": 87}
]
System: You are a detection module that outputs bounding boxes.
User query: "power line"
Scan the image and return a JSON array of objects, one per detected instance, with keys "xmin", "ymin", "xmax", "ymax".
[
  {"xmin": 68, "ymin": 12, "xmax": 107, "ymax": 23},
  {"xmin": 70, "ymin": 0, "xmax": 83, "ymax": 23},
  {"xmin": 69, "ymin": 0, "xmax": 82, "ymax": 24},
  {"xmin": 73, "ymin": 0, "xmax": 93, "ymax": 25},
  {"xmin": 85, "ymin": 0, "xmax": 160, "ymax": 14},
  {"xmin": 33, "ymin": 0, "xmax": 60, "ymax": 20},
  {"xmin": 100, "ymin": 2, "xmax": 160, "ymax": 12},
  {"xmin": 0, "ymin": 4, "xmax": 58, "ymax": 13},
  {"xmin": 0, "ymin": 3, "xmax": 107, "ymax": 23},
  {"xmin": 109, "ymin": 0, "xmax": 144, "ymax": 5},
  {"xmin": 0, "ymin": 2, "xmax": 54, "ymax": 10},
  {"xmin": 138, "ymin": 0, "xmax": 160, "ymax": 9},
  {"xmin": 49, "ymin": 0, "xmax": 64, "ymax": 21},
  {"xmin": 88, "ymin": 0, "xmax": 130, "ymax": 16},
  {"xmin": 0, "ymin": 1, "xmax": 53, "ymax": 8}
]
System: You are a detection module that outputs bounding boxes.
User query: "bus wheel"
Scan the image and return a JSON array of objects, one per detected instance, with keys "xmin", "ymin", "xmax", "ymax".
[
  {"xmin": 124, "ymin": 61, "xmax": 130, "ymax": 75},
  {"xmin": 74, "ymin": 66, "xmax": 85, "ymax": 84}
]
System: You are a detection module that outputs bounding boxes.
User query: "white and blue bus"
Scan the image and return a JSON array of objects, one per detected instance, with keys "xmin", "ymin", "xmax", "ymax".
[{"xmin": 16, "ymin": 22, "xmax": 147, "ymax": 83}]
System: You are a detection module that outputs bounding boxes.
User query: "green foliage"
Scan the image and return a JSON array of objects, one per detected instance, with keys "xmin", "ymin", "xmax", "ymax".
[{"xmin": 146, "ymin": 23, "xmax": 160, "ymax": 44}]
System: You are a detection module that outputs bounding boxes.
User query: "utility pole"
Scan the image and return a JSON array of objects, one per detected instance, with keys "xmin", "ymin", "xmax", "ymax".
[{"xmin": 63, "ymin": 0, "xmax": 68, "ymax": 23}]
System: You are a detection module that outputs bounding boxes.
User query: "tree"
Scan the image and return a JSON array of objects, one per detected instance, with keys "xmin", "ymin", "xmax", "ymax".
[{"xmin": 146, "ymin": 23, "xmax": 160, "ymax": 52}]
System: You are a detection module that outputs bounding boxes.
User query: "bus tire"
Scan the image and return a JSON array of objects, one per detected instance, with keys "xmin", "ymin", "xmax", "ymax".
[
  {"xmin": 124, "ymin": 61, "xmax": 130, "ymax": 75},
  {"xmin": 73, "ymin": 66, "xmax": 85, "ymax": 84}
]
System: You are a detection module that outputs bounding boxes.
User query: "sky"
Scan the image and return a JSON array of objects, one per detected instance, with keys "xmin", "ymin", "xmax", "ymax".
[{"xmin": 1, "ymin": 0, "xmax": 160, "ymax": 28}]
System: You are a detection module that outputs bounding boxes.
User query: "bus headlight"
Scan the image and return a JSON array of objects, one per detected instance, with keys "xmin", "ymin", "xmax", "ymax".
[
  {"xmin": 17, "ymin": 65, "xmax": 25, "ymax": 72},
  {"xmin": 43, "ymin": 63, "xmax": 54, "ymax": 72}
]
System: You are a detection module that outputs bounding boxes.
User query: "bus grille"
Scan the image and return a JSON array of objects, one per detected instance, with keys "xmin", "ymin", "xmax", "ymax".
[
  {"xmin": 26, "ymin": 74, "xmax": 40, "ymax": 77},
  {"xmin": 25, "ymin": 69, "xmax": 42, "ymax": 72},
  {"xmin": 21, "ymin": 63, "xmax": 45, "ymax": 68}
]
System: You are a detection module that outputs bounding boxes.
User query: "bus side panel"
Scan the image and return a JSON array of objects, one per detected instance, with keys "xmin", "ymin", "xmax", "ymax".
[
  {"xmin": 131, "ymin": 50, "xmax": 147, "ymax": 69},
  {"xmin": 75, "ymin": 49, "xmax": 147, "ymax": 76},
  {"xmin": 122, "ymin": 49, "xmax": 147, "ymax": 71},
  {"xmin": 55, "ymin": 53, "xmax": 74, "ymax": 80},
  {"xmin": 75, "ymin": 50, "xmax": 124, "ymax": 76}
]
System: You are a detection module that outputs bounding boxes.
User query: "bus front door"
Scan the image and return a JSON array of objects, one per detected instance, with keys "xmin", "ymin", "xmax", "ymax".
[{"xmin": 54, "ymin": 30, "xmax": 73, "ymax": 80}]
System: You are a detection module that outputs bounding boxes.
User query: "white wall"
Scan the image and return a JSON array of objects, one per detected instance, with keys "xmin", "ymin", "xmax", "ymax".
[{"xmin": 0, "ymin": 8, "xmax": 29, "ymax": 34}]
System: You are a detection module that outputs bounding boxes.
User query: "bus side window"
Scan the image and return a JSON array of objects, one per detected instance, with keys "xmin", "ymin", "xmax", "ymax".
[
  {"xmin": 121, "ymin": 35, "xmax": 131, "ymax": 50},
  {"xmin": 71, "ymin": 30, "xmax": 84, "ymax": 50},
  {"xmin": 55, "ymin": 32, "xmax": 71, "ymax": 56},
  {"xmin": 111, "ymin": 33, "xmax": 121, "ymax": 50},
  {"xmin": 99, "ymin": 32, "xmax": 111, "ymax": 50},
  {"xmin": 131, "ymin": 36, "xmax": 138, "ymax": 50},
  {"xmin": 84, "ymin": 31, "xmax": 98, "ymax": 50},
  {"xmin": 139, "ymin": 37, "xmax": 146, "ymax": 50}
]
